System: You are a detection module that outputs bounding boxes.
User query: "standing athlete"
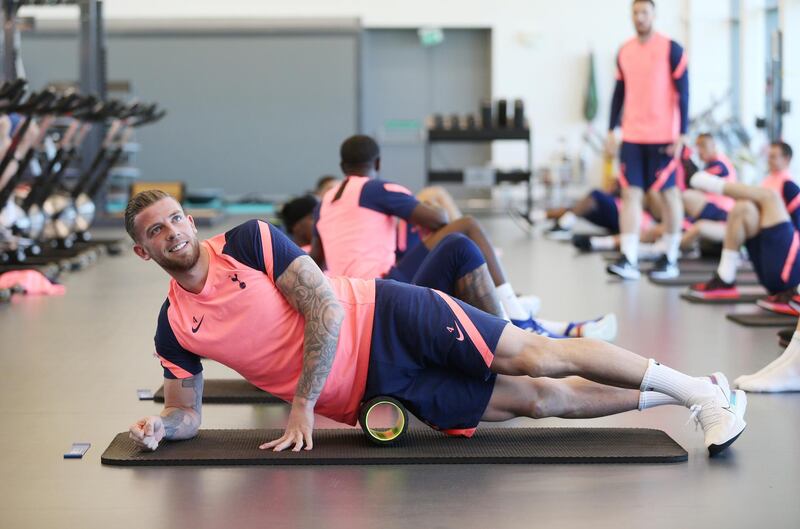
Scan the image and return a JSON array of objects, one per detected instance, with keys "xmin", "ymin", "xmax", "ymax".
[{"xmin": 606, "ymin": 0, "xmax": 689, "ymax": 280}]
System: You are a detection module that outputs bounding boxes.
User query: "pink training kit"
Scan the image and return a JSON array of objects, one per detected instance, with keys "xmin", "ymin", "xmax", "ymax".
[
  {"xmin": 617, "ymin": 33, "xmax": 686, "ymax": 144},
  {"xmin": 159, "ymin": 221, "xmax": 377, "ymax": 425}
]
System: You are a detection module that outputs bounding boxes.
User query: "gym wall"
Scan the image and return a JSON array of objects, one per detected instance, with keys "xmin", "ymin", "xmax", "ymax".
[{"xmin": 20, "ymin": 19, "xmax": 361, "ymax": 197}]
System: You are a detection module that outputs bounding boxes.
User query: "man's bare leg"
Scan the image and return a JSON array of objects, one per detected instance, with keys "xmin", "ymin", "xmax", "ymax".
[
  {"xmin": 618, "ymin": 186, "xmax": 643, "ymax": 265},
  {"xmin": 481, "ymin": 324, "xmax": 747, "ymax": 455},
  {"xmin": 482, "ymin": 375, "xmax": 642, "ymax": 421},
  {"xmin": 423, "ymin": 216, "xmax": 533, "ymax": 319},
  {"xmin": 659, "ymin": 186, "xmax": 684, "ymax": 264}
]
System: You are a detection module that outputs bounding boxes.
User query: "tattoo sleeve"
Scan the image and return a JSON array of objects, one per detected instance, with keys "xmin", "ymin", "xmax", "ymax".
[
  {"xmin": 276, "ymin": 255, "xmax": 345, "ymax": 402},
  {"xmin": 161, "ymin": 373, "xmax": 204, "ymax": 440},
  {"xmin": 455, "ymin": 264, "xmax": 505, "ymax": 318}
]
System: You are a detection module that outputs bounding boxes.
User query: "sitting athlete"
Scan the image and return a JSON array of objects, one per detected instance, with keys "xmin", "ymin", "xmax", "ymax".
[
  {"xmin": 312, "ymin": 135, "xmax": 613, "ymax": 338},
  {"xmin": 124, "ymin": 190, "xmax": 747, "ymax": 456},
  {"xmin": 678, "ymin": 134, "xmax": 737, "ymax": 251},
  {"xmin": 688, "ymin": 142, "xmax": 800, "ymax": 308},
  {"xmin": 735, "ymin": 313, "xmax": 800, "ymax": 392}
]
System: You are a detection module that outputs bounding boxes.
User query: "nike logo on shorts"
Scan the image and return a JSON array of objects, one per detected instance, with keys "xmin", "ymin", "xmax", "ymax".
[{"xmin": 446, "ymin": 321, "xmax": 465, "ymax": 342}]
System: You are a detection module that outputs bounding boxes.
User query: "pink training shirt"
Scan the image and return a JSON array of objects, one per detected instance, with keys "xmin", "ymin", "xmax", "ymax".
[
  {"xmin": 315, "ymin": 176, "xmax": 420, "ymax": 279},
  {"xmin": 613, "ymin": 32, "xmax": 688, "ymax": 144},
  {"xmin": 154, "ymin": 220, "xmax": 376, "ymax": 426},
  {"xmin": 762, "ymin": 169, "xmax": 793, "ymax": 193}
]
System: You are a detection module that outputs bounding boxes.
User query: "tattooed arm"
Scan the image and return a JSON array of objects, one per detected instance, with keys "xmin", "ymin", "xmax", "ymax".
[
  {"xmin": 260, "ymin": 255, "xmax": 345, "ymax": 452},
  {"xmin": 128, "ymin": 374, "xmax": 204, "ymax": 451}
]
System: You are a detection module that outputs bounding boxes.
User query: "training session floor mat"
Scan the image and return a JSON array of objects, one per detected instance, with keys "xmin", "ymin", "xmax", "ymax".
[
  {"xmin": 649, "ymin": 273, "xmax": 759, "ymax": 287},
  {"xmin": 726, "ymin": 312, "xmax": 798, "ymax": 327},
  {"xmin": 101, "ymin": 427, "xmax": 688, "ymax": 466},
  {"xmin": 680, "ymin": 291, "xmax": 765, "ymax": 304},
  {"xmin": 154, "ymin": 379, "xmax": 284, "ymax": 404}
]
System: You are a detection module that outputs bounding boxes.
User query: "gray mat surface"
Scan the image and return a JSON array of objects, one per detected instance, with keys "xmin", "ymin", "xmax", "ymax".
[
  {"xmin": 101, "ymin": 427, "xmax": 688, "ymax": 466},
  {"xmin": 649, "ymin": 273, "xmax": 759, "ymax": 287},
  {"xmin": 154, "ymin": 379, "xmax": 283, "ymax": 404},
  {"xmin": 726, "ymin": 312, "xmax": 798, "ymax": 327}
]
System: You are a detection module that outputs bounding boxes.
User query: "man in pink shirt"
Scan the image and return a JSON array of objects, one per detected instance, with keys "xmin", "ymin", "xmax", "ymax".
[
  {"xmin": 606, "ymin": 0, "xmax": 689, "ymax": 281},
  {"xmin": 313, "ymin": 135, "xmax": 617, "ymax": 339},
  {"xmin": 689, "ymin": 142, "xmax": 800, "ymax": 306},
  {"xmin": 124, "ymin": 190, "xmax": 746, "ymax": 457}
]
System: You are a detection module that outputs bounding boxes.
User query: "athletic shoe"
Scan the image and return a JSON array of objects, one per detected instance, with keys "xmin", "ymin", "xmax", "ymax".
[
  {"xmin": 606, "ymin": 255, "xmax": 641, "ymax": 280},
  {"xmin": 778, "ymin": 327, "xmax": 794, "ymax": 348},
  {"xmin": 705, "ymin": 371, "xmax": 731, "ymax": 401},
  {"xmin": 686, "ymin": 385, "xmax": 747, "ymax": 457},
  {"xmin": 572, "ymin": 234, "xmax": 593, "ymax": 252},
  {"xmin": 648, "ymin": 255, "xmax": 680, "ymax": 279},
  {"xmin": 511, "ymin": 317, "xmax": 564, "ymax": 338},
  {"xmin": 516, "ymin": 294, "xmax": 542, "ymax": 317},
  {"xmin": 564, "ymin": 313, "xmax": 618, "ymax": 342},
  {"xmin": 546, "ymin": 225, "xmax": 573, "ymax": 241},
  {"xmin": 686, "ymin": 273, "xmax": 739, "ymax": 299},
  {"xmin": 756, "ymin": 289, "xmax": 800, "ymax": 316}
]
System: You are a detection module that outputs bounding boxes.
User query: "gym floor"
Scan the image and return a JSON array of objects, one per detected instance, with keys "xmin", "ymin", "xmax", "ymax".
[{"xmin": 2, "ymin": 214, "xmax": 798, "ymax": 529}]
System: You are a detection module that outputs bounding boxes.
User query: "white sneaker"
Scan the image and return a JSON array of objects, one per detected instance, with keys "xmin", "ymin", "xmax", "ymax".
[
  {"xmin": 517, "ymin": 294, "xmax": 542, "ymax": 317},
  {"xmin": 687, "ymin": 386, "xmax": 747, "ymax": 457},
  {"xmin": 703, "ymin": 371, "xmax": 731, "ymax": 401},
  {"xmin": 568, "ymin": 313, "xmax": 618, "ymax": 342}
]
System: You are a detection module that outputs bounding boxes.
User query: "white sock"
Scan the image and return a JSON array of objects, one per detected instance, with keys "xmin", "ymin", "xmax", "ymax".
[
  {"xmin": 590, "ymin": 235, "xmax": 616, "ymax": 250},
  {"xmin": 620, "ymin": 233, "xmax": 639, "ymax": 265},
  {"xmin": 662, "ymin": 233, "xmax": 681, "ymax": 263},
  {"xmin": 557, "ymin": 211, "xmax": 577, "ymax": 229},
  {"xmin": 691, "ymin": 171, "xmax": 726, "ymax": 194},
  {"xmin": 736, "ymin": 334, "xmax": 800, "ymax": 392},
  {"xmin": 496, "ymin": 282, "xmax": 528, "ymax": 320},
  {"xmin": 638, "ymin": 391, "xmax": 681, "ymax": 410},
  {"xmin": 640, "ymin": 359, "xmax": 714, "ymax": 406},
  {"xmin": 716, "ymin": 249, "xmax": 740, "ymax": 284},
  {"xmin": 736, "ymin": 331, "xmax": 800, "ymax": 384}
]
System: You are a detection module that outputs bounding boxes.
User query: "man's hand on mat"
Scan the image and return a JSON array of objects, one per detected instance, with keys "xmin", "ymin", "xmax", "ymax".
[
  {"xmin": 129, "ymin": 416, "xmax": 166, "ymax": 451},
  {"xmin": 259, "ymin": 400, "xmax": 316, "ymax": 452}
]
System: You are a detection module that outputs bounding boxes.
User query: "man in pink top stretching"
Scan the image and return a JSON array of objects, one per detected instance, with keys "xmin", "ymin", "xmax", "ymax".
[
  {"xmin": 606, "ymin": 0, "xmax": 689, "ymax": 281},
  {"xmin": 124, "ymin": 190, "xmax": 746, "ymax": 457},
  {"xmin": 688, "ymin": 142, "xmax": 800, "ymax": 309},
  {"xmin": 313, "ymin": 135, "xmax": 617, "ymax": 339}
]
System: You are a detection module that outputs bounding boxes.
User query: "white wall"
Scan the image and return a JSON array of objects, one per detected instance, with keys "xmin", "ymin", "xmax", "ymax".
[{"xmin": 22, "ymin": 0, "xmax": 738, "ymax": 185}]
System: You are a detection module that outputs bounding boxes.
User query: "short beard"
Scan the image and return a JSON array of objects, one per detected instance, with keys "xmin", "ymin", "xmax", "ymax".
[{"xmin": 153, "ymin": 237, "xmax": 201, "ymax": 272}]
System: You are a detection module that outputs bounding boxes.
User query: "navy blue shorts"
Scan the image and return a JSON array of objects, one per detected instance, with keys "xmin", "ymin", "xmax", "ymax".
[
  {"xmin": 745, "ymin": 221, "xmax": 800, "ymax": 293},
  {"xmin": 365, "ymin": 279, "xmax": 508, "ymax": 431},
  {"xmin": 620, "ymin": 142, "xmax": 678, "ymax": 191},
  {"xmin": 694, "ymin": 203, "xmax": 728, "ymax": 222},
  {"xmin": 582, "ymin": 189, "xmax": 621, "ymax": 234},
  {"xmin": 386, "ymin": 233, "xmax": 486, "ymax": 296}
]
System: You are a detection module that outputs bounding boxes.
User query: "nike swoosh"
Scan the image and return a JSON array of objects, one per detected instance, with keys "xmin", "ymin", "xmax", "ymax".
[
  {"xmin": 453, "ymin": 321, "xmax": 464, "ymax": 342},
  {"xmin": 192, "ymin": 315, "xmax": 205, "ymax": 334}
]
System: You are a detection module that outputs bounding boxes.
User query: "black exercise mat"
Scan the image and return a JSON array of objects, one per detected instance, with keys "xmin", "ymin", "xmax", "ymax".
[
  {"xmin": 680, "ymin": 291, "xmax": 765, "ymax": 304},
  {"xmin": 649, "ymin": 273, "xmax": 759, "ymax": 287},
  {"xmin": 101, "ymin": 427, "xmax": 687, "ymax": 466},
  {"xmin": 601, "ymin": 253, "xmax": 753, "ymax": 273},
  {"xmin": 726, "ymin": 312, "xmax": 798, "ymax": 327},
  {"xmin": 154, "ymin": 379, "xmax": 284, "ymax": 404}
]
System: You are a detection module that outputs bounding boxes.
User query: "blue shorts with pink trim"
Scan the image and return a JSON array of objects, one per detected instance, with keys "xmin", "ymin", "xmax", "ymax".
[
  {"xmin": 745, "ymin": 221, "xmax": 800, "ymax": 294},
  {"xmin": 364, "ymin": 279, "xmax": 508, "ymax": 432},
  {"xmin": 620, "ymin": 142, "xmax": 677, "ymax": 191}
]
